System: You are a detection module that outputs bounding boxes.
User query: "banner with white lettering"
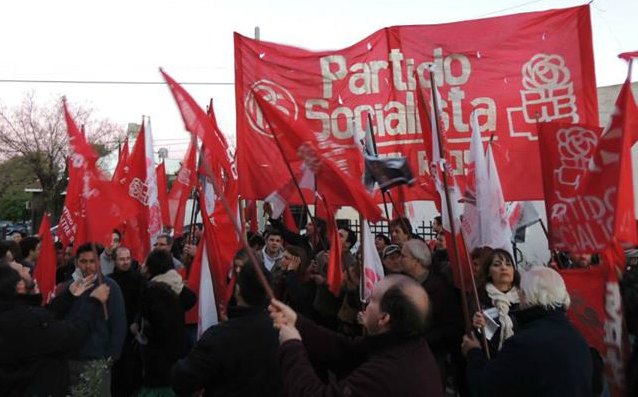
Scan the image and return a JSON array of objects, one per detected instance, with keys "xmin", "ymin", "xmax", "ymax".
[{"xmin": 234, "ymin": 5, "xmax": 598, "ymax": 202}]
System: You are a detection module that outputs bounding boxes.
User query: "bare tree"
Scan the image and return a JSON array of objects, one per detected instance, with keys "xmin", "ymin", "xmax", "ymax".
[{"xmin": 0, "ymin": 91, "xmax": 124, "ymax": 218}]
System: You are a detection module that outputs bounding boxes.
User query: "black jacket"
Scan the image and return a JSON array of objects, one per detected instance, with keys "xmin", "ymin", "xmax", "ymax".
[
  {"xmin": 0, "ymin": 294, "xmax": 102, "ymax": 397},
  {"xmin": 171, "ymin": 306, "xmax": 283, "ymax": 397},
  {"xmin": 139, "ymin": 282, "xmax": 196, "ymax": 388},
  {"xmin": 421, "ymin": 272, "xmax": 464, "ymax": 356},
  {"xmin": 279, "ymin": 317, "xmax": 444, "ymax": 397},
  {"xmin": 466, "ymin": 306, "xmax": 593, "ymax": 397}
]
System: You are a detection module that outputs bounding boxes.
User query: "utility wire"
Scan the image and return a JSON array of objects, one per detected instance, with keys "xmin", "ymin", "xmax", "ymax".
[{"xmin": 0, "ymin": 79, "xmax": 233, "ymax": 86}]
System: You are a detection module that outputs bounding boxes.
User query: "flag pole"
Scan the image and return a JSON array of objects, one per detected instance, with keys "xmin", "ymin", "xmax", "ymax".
[
  {"xmin": 200, "ymin": 161, "xmax": 274, "ymax": 299},
  {"xmin": 366, "ymin": 113, "xmax": 391, "ymax": 220},
  {"xmin": 459, "ymin": 227, "xmax": 491, "ymax": 359},
  {"xmin": 427, "ymin": 70, "xmax": 472, "ymax": 333}
]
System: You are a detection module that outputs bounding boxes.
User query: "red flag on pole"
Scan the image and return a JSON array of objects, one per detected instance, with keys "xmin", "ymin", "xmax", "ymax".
[
  {"xmin": 156, "ymin": 161, "xmax": 170, "ymax": 229},
  {"xmin": 318, "ymin": 195, "xmax": 342, "ymax": 296},
  {"xmin": 58, "ymin": 157, "xmax": 81, "ymax": 247},
  {"xmin": 34, "ymin": 213, "xmax": 56, "ymax": 305},
  {"xmin": 112, "ymin": 137, "xmax": 130, "ymax": 184},
  {"xmin": 254, "ymin": 93, "xmax": 383, "ymax": 222},
  {"xmin": 168, "ymin": 137, "xmax": 198, "ymax": 237},
  {"xmin": 63, "ymin": 100, "xmax": 136, "ymax": 248}
]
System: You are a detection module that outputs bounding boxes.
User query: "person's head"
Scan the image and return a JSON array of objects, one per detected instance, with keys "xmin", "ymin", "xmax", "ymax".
[
  {"xmin": 375, "ymin": 233, "xmax": 391, "ymax": 253},
  {"xmin": 282, "ymin": 245, "xmax": 309, "ymax": 275},
  {"xmin": 306, "ymin": 217, "xmax": 327, "ymax": 239},
  {"xmin": 233, "ymin": 248, "xmax": 252, "ymax": 274},
  {"xmin": 481, "ymin": 248, "xmax": 520, "ymax": 291},
  {"xmin": 265, "ymin": 230, "xmax": 283, "ymax": 255},
  {"xmin": 111, "ymin": 230, "xmax": 121, "ymax": 247},
  {"xmin": 9, "ymin": 231, "xmax": 23, "ymax": 243},
  {"xmin": 435, "ymin": 231, "xmax": 446, "ymax": 251},
  {"xmin": 568, "ymin": 252, "xmax": 592, "ymax": 268},
  {"xmin": 153, "ymin": 234, "xmax": 173, "ymax": 252},
  {"xmin": 470, "ymin": 246, "xmax": 494, "ymax": 275},
  {"xmin": 5, "ymin": 240, "xmax": 22, "ymax": 263},
  {"xmin": 519, "ymin": 267, "xmax": 570, "ymax": 310},
  {"xmin": 382, "ymin": 244, "xmax": 402, "ymax": 274},
  {"xmin": 144, "ymin": 248, "xmax": 174, "ymax": 279},
  {"xmin": 76, "ymin": 243, "xmax": 99, "ymax": 276},
  {"xmin": 338, "ymin": 227, "xmax": 357, "ymax": 251},
  {"xmin": 235, "ymin": 261, "xmax": 272, "ymax": 307},
  {"xmin": 400, "ymin": 239, "xmax": 431, "ymax": 279},
  {"xmin": 64, "ymin": 244, "xmax": 74, "ymax": 264},
  {"xmin": 432, "ymin": 216, "xmax": 443, "ymax": 233},
  {"xmin": 389, "ymin": 217, "xmax": 412, "ymax": 245},
  {"xmin": 362, "ymin": 274, "xmax": 429, "ymax": 337},
  {"xmin": 115, "ymin": 246, "xmax": 132, "ymax": 272},
  {"xmin": 248, "ymin": 233, "xmax": 265, "ymax": 252},
  {"xmin": 20, "ymin": 236, "xmax": 40, "ymax": 261},
  {"xmin": 0, "ymin": 265, "xmax": 22, "ymax": 299}
]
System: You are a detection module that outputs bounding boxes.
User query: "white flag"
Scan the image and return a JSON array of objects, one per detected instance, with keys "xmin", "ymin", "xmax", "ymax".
[
  {"xmin": 485, "ymin": 144, "xmax": 513, "ymax": 255},
  {"xmin": 197, "ymin": 241, "xmax": 218, "ymax": 337},
  {"xmin": 462, "ymin": 113, "xmax": 489, "ymax": 250},
  {"xmin": 362, "ymin": 221, "xmax": 384, "ymax": 300},
  {"xmin": 143, "ymin": 117, "xmax": 162, "ymax": 245}
]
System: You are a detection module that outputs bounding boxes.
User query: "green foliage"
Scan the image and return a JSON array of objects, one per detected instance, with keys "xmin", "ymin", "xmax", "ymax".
[{"xmin": 0, "ymin": 156, "xmax": 38, "ymax": 222}]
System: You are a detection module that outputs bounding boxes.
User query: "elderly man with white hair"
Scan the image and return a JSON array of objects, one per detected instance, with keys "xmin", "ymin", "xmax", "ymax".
[{"xmin": 462, "ymin": 266, "xmax": 593, "ymax": 397}]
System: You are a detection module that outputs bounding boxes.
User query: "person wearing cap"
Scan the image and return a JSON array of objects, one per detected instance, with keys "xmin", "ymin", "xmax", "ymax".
[{"xmin": 382, "ymin": 244, "xmax": 402, "ymax": 274}]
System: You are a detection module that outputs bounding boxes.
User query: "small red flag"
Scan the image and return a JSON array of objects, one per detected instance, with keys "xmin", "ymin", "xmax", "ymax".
[
  {"xmin": 168, "ymin": 137, "xmax": 198, "ymax": 237},
  {"xmin": 34, "ymin": 214, "xmax": 56, "ymax": 305},
  {"xmin": 319, "ymin": 195, "xmax": 342, "ymax": 296}
]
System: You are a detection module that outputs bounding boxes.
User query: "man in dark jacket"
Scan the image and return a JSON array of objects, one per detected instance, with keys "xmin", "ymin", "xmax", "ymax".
[
  {"xmin": 48, "ymin": 242, "xmax": 127, "ymax": 397},
  {"xmin": 463, "ymin": 266, "xmax": 593, "ymax": 397},
  {"xmin": 269, "ymin": 274, "xmax": 444, "ymax": 396},
  {"xmin": 0, "ymin": 265, "xmax": 110, "ymax": 396},
  {"xmin": 171, "ymin": 262, "xmax": 282, "ymax": 397}
]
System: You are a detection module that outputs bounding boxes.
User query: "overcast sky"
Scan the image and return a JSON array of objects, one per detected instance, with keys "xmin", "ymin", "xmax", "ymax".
[{"xmin": 0, "ymin": 0, "xmax": 635, "ymax": 160}]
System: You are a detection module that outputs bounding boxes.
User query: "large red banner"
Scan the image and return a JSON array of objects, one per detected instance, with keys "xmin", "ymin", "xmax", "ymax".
[{"xmin": 235, "ymin": 5, "xmax": 598, "ymax": 202}]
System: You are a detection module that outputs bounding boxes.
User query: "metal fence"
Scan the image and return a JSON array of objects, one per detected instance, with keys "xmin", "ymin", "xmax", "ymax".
[{"xmin": 339, "ymin": 218, "xmax": 437, "ymax": 241}]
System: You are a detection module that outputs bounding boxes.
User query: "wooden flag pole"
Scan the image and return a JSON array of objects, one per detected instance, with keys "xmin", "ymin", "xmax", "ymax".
[{"xmin": 427, "ymin": 70, "xmax": 472, "ymax": 333}]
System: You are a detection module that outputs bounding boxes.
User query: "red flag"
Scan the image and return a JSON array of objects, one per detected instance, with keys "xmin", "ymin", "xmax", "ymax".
[
  {"xmin": 560, "ymin": 259, "xmax": 630, "ymax": 397},
  {"xmin": 112, "ymin": 137, "xmax": 130, "ymax": 183},
  {"xmin": 119, "ymin": 120, "xmax": 162, "ymax": 261},
  {"xmin": 254, "ymin": 94, "xmax": 383, "ymax": 222},
  {"xmin": 235, "ymin": 6, "xmax": 597, "ymax": 202},
  {"xmin": 538, "ymin": 78, "xmax": 637, "ymax": 254},
  {"xmin": 168, "ymin": 137, "xmax": 198, "ymax": 237},
  {"xmin": 319, "ymin": 196, "xmax": 342, "ymax": 296},
  {"xmin": 156, "ymin": 161, "xmax": 170, "ymax": 228},
  {"xmin": 63, "ymin": 102, "xmax": 136, "ymax": 248},
  {"xmin": 161, "ymin": 69, "xmax": 235, "ymax": 188},
  {"xmin": 34, "ymin": 214, "xmax": 56, "ymax": 305},
  {"xmin": 58, "ymin": 157, "xmax": 81, "ymax": 247}
]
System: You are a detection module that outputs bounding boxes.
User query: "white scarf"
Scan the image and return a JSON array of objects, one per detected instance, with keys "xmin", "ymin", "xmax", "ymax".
[
  {"xmin": 485, "ymin": 283, "xmax": 520, "ymax": 350},
  {"xmin": 151, "ymin": 269, "xmax": 184, "ymax": 295}
]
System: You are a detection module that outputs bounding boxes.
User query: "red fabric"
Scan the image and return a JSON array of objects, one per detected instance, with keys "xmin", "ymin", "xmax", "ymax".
[
  {"xmin": 162, "ymin": 74, "xmax": 240, "ymax": 310},
  {"xmin": 168, "ymin": 138, "xmax": 198, "ymax": 237},
  {"xmin": 185, "ymin": 236, "xmax": 206, "ymax": 325},
  {"xmin": 538, "ymin": 79, "xmax": 637, "ymax": 253},
  {"xmin": 560, "ymin": 259, "xmax": 630, "ymax": 397},
  {"xmin": 63, "ymin": 102, "xmax": 136, "ymax": 248},
  {"xmin": 34, "ymin": 214, "xmax": 56, "ymax": 305},
  {"xmin": 319, "ymin": 196, "xmax": 342, "ymax": 296},
  {"xmin": 447, "ymin": 231, "xmax": 473, "ymax": 293},
  {"xmin": 234, "ymin": 5, "xmax": 597, "ymax": 202},
  {"xmin": 112, "ymin": 138, "xmax": 129, "ymax": 183},
  {"xmin": 118, "ymin": 123, "xmax": 150, "ymax": 262},
  {"xmin": 161, "ymin": 70, "xmax": 235, "ymax": 188},
  {"xmin": 254, "ymin": 94, "xmax": 383, "ymax": 222},
  {"xmin": 57, "ymin": 158, "xmax": 81, "ymax": 247},
  {"xmin": 156, "ymin": 162, "xmax": 170, "ymax": 228}
]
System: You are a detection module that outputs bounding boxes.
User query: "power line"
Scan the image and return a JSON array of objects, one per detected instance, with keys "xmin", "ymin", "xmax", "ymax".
[{"xmin": 0, "ymin": 78, "xmax": 234, "ymax": 86}]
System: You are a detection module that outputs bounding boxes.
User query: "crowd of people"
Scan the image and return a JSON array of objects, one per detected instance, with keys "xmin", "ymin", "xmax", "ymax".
[{"xmin": 1, "ymin": 210, "xmax": 637, "ymax": 397}]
